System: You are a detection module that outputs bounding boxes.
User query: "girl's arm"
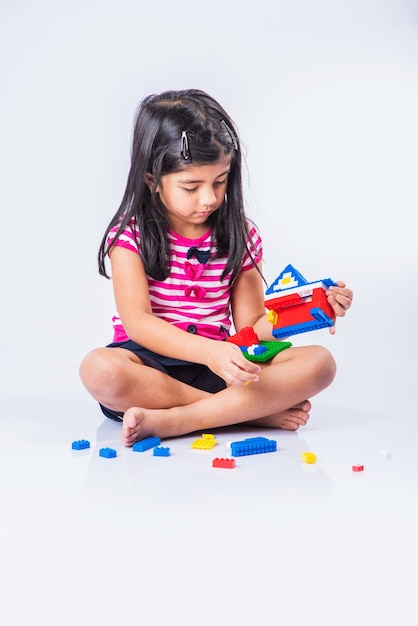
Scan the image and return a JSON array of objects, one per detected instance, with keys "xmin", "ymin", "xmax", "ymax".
[
  {"xmin": 110, "ymin": 246, "xmax": 260, "ymax": 384},
  {"xmin": 230, "ymin": 263, "xmax": 275, "ymax": 341}
]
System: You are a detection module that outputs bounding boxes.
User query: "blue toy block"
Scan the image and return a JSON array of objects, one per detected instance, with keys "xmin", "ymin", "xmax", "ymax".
[
  {"xmin": 153, "ymin": 446, "xmax": 170, "ymax": 457},
  {"xmin": 99, "ymin": 447, "xmax": 117, "ymax": 458},
  {"xmin": 231, "ymin": 436, "xmax": 277, "ymax": 457},
  {"xmin": 132, "ymin": 436, "xmax": 161, "ymax": 452},
  {"xmin": 72, "ymin": 439, "xmax": 90, "ymax": 450},
  {"xmin": 271, "ymin": 308, "xmax": 335, "ymax": 339}
]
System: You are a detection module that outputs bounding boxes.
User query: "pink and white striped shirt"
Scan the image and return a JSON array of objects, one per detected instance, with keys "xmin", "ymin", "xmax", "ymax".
[{"xmin": 107, "ymin": 218, "xmax": 263, "ymax": 342}]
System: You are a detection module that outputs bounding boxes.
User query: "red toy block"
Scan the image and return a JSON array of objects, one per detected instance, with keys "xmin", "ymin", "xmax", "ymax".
[
  {"xmin": 226, "ymin": 326, "xmax": 259, "ymax": 346},
  {"xmin": 352, "ymin": 464, "xmax": 364, "ymax": 472},
  {"xmin": 212, "ymin": 457, "xmax": 236, "ymax": 469}
]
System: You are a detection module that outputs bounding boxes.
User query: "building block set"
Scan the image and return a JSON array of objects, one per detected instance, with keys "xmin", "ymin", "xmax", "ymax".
[
  {"xmin": 227, "ymin": 264, "xmax": 337, "ymax": 359},
  {"xmin": 72, "ymin": 435, "xmax": 369, "ymax": 472},
  {"xmin": 264, "ymin": 264, "xmax": 338, "ymax": 338}
]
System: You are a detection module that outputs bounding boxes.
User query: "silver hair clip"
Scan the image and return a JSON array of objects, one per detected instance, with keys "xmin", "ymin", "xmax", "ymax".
[
  {"xmin": 220, "ymin": 120, "xmax": 238, "ymax": 150},
  {"xmin": 180, "ymin": 131, "xmax": 190, "ymax": 160}
]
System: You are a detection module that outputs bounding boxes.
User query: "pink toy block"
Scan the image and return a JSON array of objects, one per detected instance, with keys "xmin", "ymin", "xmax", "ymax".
[{"xmin": 352, "ymin": 464, "xmax": 364, "ymax": 472}]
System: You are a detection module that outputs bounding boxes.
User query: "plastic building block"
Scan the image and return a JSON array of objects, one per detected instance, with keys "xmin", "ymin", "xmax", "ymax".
[
  {"xmin": 99, "ymin": 447, "xmax": 117, "ymax": 458},
  {"xmin": 153, "ymin": 446, "xmax": 170, "ymax": 457},
  {"xmin": 227, "ymin": 326, "xmax": 259, "ymax": 346},
  {"xmin": 132, "ymin": 436, "xmax": 161, "ymax": 452},
  {"xmin": 264, "ymin": 264, "xmax": 338, "ymax": 338},
  {"xmin": 212, "ymin": 457, "xmax": 236, "ymax": 468},
  {"xmin": 301, "ymin": 451, "xmax": 316, "ymax": 464},
  {"xmin": 227, "ymin": 326, "xmax": 292, "ymax": 362},
  {"xmin": 202, "ymin": 433, "xmax": 215, "ymax": 439},
  {"xmin": 352, "ymin": 464, "xmax": 364, "ymax": 472},
  {"xmin": 380, "ymin": 450, "xmax": 392, "ymax": 458},
  {"xmin": 230, "ymin": 436, "xmax": 277, "ymax": 457},
  {"xmin": 191, "ymin": 437, "xmax": 217, "ymax": 450},
  {"xmin": 72, "ymin": 439, "xmax": 90, "ymax": 450}
]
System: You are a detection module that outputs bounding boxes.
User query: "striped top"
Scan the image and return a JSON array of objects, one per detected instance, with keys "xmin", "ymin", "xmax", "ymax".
[{"xmin": 107, "ymin": 218, "xmax": 263, "ymax": 342}]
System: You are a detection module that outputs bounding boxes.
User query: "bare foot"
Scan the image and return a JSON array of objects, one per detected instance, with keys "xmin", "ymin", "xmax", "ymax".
[
  {"xmin": 121, "ymin": 407, "xmax": 156, "ymax": 447},
  {"xmin": 246, "ymin": 400, "xmax": 311, "ymax": 431}
]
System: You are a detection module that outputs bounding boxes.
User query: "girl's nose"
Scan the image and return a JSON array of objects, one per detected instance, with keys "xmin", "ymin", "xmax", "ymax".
[{"xmin": 199, "ymin": 187, "xmax": 217, "ymax": 207}]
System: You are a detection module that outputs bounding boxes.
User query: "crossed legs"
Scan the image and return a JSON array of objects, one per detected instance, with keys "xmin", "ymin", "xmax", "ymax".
[{"xmin": 80, "ymin": 344, "xmax": 336, "ymax": 446}]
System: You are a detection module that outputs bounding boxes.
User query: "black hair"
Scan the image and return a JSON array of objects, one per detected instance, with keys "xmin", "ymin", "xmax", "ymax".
[{"xmin": 98, "ymin": 89, "xmax": 262, "ymax": 284}]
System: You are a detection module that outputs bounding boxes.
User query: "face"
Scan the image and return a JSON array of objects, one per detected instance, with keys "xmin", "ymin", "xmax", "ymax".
[{"xmin": 154, "ymin": 155, "xmax": 231, "ymax": 236}]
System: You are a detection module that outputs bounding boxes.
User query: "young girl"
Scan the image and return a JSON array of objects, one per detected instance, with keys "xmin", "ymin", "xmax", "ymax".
[{"xmin": 79, "ymin": 89, "xmax": 353, "ymax": 447}]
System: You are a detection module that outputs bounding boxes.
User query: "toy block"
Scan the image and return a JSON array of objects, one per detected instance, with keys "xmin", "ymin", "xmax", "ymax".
[
  {"xmin": 264, "ymin": 264, "xmax": 338, "ymax": 338},
  {"xmin": 191, "ymin": 437, "xmax": 217, "ymax": 450},
  {"xmin": 99, "ymin": 447, "xmax": 117, "ymax": 458},
  {"xmin": 227, "ymin": 326, "xmax": 292, "ymax": 362},
  {"xmin": 202, "ymin": 433, "xmax": 215, "ymax": 439},
  {"xmin": 72, "ymin": 439, "xmax": 90, "ymax": 450},
  {"xmin": 352, "ymin": 464, "xmax": 364, "ymax": 472},
  {"xmin": 231, "ymin": 436, "xmax": 277, "ymax": 457},
  {"xmin": 132, "ymin": 436, "xmax": 161, "ymax": 452},
  {"xmin": 153, "ymin": 446, "xmax": 170, "ymax": 457},
  {"xmin": 301, "ymin": 451, "xmax": 316, "ymax": 464},
  {"xmin": 226, "ymin": 326, "xmax": 259, "ymax": 346},
  {"xmin": 380, "ymin": 450, "xmax": 392, "ymax": 458},
  {"xmin": 212, "ymin": 457, "xmax": 236, "ymax": 468}
]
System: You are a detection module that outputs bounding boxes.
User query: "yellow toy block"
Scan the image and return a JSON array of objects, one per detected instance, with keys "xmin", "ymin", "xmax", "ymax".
[
  {"xmin": 191, "ymin": 437, "xmax": 217, "ymax": 450},
  {"xmin": 301, "ymin": 451, "xmax": 316, "ymax": 464},
  {"xmin": 202, "ymin": 433, "xmax": 215, "ymax": 439}
]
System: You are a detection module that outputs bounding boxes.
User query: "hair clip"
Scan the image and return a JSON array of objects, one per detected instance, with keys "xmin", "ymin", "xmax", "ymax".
[
  {"xmin": 180, "ymin": 130, "xmax": 190, "ymax": 160},
  {"xmin": 220, "ymin": 120, "xmax": 238, "ymax": 150}
]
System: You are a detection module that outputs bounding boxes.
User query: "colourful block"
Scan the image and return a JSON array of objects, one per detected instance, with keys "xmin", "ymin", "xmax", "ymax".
[
  {"xmin": 72, "ymin": 439, "xmax": 90, "ymax": 450},
  {"xmin": 301, "ymin": 451, "xmax": 316, "ymax": 464},
  {"xmin": 264, "ymin": 264, "xmax": 337, "ymax": 338},
  {"xmin": 99, "ymin": 447, "xmax": 117, "ymax": 458},
  {"xmin": 212, "ymin": 457, "xmax": 236, "ymax": 468},
  {"xmin": 227, "ymin": 326, "xmax": 292, "ymax": 362},
  {"xmin": 230, "ymin": 436, "xmax": 277, "ymax": 457},
  {"xmin": 153, "ymin": 446, "xmax": 170, "ymax": 457},
  {"xmin": 202, "ymin": 433, "xmax": 215, "ymax": 439},
  {"xmin": 191, "ymin": 437, "xmax": 217, "ymax": 450},
  {"xmin": 133, "ymin": 436, "xmax": 161, "ymax": 452},
  {"xmin": 352, "ymin": 464, "xmax": 364, "ymax": 472}
]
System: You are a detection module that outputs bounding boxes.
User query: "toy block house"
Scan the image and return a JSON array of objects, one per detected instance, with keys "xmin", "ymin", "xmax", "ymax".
[{"xmin": 264, "ymin": 264, "xmax": 337, "ymax": 339}]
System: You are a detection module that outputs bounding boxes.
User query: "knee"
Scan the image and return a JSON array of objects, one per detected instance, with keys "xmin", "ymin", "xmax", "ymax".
[
  {"xmin": 312, "ymin": 345, "xmax": 337, "ymax": 387},
  {"xmin": 79, "ymin": 348, "xmax": 123, "ymax": 396}
]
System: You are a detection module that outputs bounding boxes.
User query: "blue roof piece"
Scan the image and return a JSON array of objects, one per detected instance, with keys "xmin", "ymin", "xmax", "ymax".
[{"xmin": 265, "ymin": 264, "xmax": 337, "ymax": 296}]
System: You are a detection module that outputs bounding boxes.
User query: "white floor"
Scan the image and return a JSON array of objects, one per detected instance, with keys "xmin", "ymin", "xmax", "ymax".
[{"xmin": 1, "ymin": 358, "xmax": 417, "ymax": 625}]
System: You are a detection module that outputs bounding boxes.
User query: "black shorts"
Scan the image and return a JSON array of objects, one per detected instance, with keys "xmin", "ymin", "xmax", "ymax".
[{"xmin": 99, "ymin": 339, "xmax": 227, "ymax": 421}]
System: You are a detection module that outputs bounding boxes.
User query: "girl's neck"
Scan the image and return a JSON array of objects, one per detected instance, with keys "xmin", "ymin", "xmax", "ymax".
[{"xmin": 168, "ymin": 223, "xmax": 210, "ymax": 241}]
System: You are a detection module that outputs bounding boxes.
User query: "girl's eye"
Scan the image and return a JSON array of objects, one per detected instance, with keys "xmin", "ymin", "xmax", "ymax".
[
  {"xmin": 215, "ymin": 179, "xmax": 227, "ymax": 187},
  {"xmin": 182, "ymin": 187, "xmax": 197, "ymax": 194}
]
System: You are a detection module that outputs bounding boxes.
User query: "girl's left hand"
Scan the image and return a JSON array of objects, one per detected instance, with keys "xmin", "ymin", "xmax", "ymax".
[{"xmin": 326, "ymin": 281, "xmax": 353, "ymax": 335}]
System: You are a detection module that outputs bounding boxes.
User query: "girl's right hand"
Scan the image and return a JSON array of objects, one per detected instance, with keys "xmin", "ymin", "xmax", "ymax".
[{"xmin": 205, "ymin": 341, "xmax": 261, "ymax": 386}]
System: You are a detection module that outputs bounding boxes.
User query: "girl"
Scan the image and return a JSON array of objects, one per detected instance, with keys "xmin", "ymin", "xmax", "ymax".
[{"xmin": 79, "ymin": 89, "xmax": 353, "ymax": 446}]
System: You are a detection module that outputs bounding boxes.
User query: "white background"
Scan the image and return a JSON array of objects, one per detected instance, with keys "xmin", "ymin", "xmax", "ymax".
[
  {"xmin": 1, "ymin": 2, "xmax": 418, "ymax": 624},
  {"xmin": 1, "ymin": 0, "xmax": 417, "ymax": 402}
]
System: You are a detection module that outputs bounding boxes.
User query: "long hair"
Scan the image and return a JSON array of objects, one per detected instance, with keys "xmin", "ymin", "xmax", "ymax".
[{"xmin": 98, "ymin": 89, "xmax": 260, "ymax": 283}]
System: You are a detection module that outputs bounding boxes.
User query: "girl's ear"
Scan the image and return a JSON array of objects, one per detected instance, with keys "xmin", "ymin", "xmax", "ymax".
[{"xmin": 144, "ymin": 173, "xmax": 158, "ymax": 192}]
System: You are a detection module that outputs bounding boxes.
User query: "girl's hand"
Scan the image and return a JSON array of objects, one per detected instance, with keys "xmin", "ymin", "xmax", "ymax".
[
  {"xmin": 326, "ymin": 281, "xmax": 353, "ymax": 335},
  {"xmin": 205, "ymin": 341, "xmax": 261, "ymax": 386}
]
